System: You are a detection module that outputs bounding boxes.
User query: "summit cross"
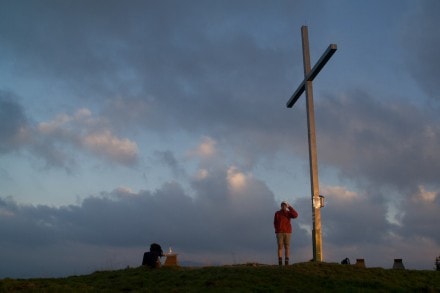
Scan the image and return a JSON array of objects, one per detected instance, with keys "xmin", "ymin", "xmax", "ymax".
[{"xmin": 286, "ymin": 26, "xmax": 337, "ymax": 262}]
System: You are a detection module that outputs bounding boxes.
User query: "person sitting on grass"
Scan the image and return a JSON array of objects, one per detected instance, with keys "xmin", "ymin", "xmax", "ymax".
[{"xmin": 142, "ymin": 243, "xmax": 164, "ymax": 268}]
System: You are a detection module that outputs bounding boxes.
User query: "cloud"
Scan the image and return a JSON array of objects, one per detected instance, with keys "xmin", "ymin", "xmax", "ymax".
[
  {"xmin": 319, "ymin": 186, "xmax": 392, "ymax": 245},
  {"xmin": 402, "ymin": 1, "xmax": 440, "ymax": 100},
  {"xmin": 412, "ymin": 185, "xmax": 437, "ymax": 204},
  {"xmin": 1, "ymin": 0, "xmax": 302, "ymax": 164},
  {"xmin": 314, "ymin": 90, "xmax": 440, "ymax": 193},
  {"xmin": 0, "ymin": 163, "xmax": 279, "ymax": 278},
  {"xmin": 188, "ymin": 136, "xmax": 217, "ymax": 159},
  {"xmin": 34, "ymin": 108, "xmax": 139, "ymax": 168},
  {"xmin": 82, "ymin": 130, "xmax": 138, "ymax": 165},
  {"xmin": 227, "ymin": 166, "xmax": 247, "ymax": 192},
  {"xmin": 321, "ymin": 186, "xmax": 357, "ymax": 201},
  {"xmin": 0, "ymin": 99, "xmax": 139, "ymax": 168},
  {"xmin": 0, "ymin": 91, "xmax": 30, "ymax": 153},
  {"xmin": 1, "ymin": 177, "xmax": 437, "ymax": 278},
  {"xmin": 398, "ymin": 185, "xmax": 440, "ymax": 243},
  {"xmin": 19, "ymin": 128, "xmax": 435, "ymax": 275},
  {"xmin": 196, "ymin": 137, "xmax": 217, "ymax": 158},
  {"xmin": 153, "ymin": 150, "xmax": 186, "ymax": 178},
  {"xmin": 0, "ymin": 135, "xmax": 295, "ymax": 277}
]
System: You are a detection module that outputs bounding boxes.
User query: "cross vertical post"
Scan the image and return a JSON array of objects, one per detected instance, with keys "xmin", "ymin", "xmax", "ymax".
[
  {"xmin": 286, "ymin": 26, "xmax": 337, "ymax": 262},
  {"xmin": 302, "ymin": 26, "xmax": 323, "ymax": 262}
]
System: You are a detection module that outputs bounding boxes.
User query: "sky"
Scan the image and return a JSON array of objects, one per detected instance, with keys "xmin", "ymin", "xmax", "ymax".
[{"xmin": 0, "ymin": 0, "xmax": 439, "ymax": 278}]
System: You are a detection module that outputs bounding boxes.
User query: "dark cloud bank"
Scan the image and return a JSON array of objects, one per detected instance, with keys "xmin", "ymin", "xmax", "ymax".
[{"xmin": 0, "ymin": 169, "xmax": 279, "ymax": 278}]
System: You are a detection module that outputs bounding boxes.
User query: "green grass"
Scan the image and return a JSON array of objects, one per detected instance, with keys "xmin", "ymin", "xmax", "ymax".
[{"xmin": 1, "ymin": 262, "xmax": 439, "ymax": 292}]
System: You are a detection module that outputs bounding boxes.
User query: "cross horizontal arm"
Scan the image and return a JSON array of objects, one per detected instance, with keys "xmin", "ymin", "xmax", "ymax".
[
  {"xmin": 307, "ymin": 44, "xmax": 337, "ymax": 82},
  {"xmin": 286, "ymin": 80, "xmax": 305, "ymax": 108},
  {"xmin": 286, "ymin": 44, "xmax": 337, "ymax": 108}
]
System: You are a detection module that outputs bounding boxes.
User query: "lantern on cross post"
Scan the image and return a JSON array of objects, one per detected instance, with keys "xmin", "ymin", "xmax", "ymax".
[{"xmin": 313, "ymin": 194, "xmax": 325, "ymax": 209}]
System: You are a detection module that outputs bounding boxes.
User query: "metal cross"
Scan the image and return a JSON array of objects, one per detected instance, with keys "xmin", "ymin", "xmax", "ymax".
[{"xmin": 286, "ymin": 26, "xmax": 337, "ymax": 262}]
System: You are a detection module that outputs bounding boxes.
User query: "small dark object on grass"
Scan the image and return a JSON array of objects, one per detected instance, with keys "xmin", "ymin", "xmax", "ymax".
[{"xmin": 341, "ymin": 258, "xmax": 350, "ymax": 265}]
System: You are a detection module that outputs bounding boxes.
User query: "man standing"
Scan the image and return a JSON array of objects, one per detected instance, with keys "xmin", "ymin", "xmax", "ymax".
[{"xmin": 274, "ymin": 201, "xmax": 298, "ymax": 266}]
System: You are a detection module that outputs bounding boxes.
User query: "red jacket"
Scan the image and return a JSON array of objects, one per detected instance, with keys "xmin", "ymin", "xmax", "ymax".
[{"xmin": 274, "ymin": 207, "xmax": 298, "ymax": 233}]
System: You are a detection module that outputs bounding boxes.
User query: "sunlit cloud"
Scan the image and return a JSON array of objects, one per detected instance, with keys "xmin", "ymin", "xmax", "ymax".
[
  {"xmin": 321, "ymin": 185, "xmax": 358, "ymax": 201},
  {"xmin": 189, "ymin": 136, "xmax": 217, "ymax": 159},
  {"xmin": 38, "ymin": 108, "xmax": 93, "ymax": 132},
  {"xmin": 113, "ymin": 186, "xmax": 137, "ymax": 198},
  {"xmin": 74, "ymin": 108, "xmax": 93, "ymax": 120},
  {"xmin": 413, "ymin": 185, "xmax": 437, "ymax": 203},
  {"xmin": 35, "ymin": 108, "xmax": 139, "ymax": 166},
  {"xmin": 37, "ymin": 114, "xmax": 71, "ymax": 134},
  {"xmin": 82, "ymin": 130, "xmax": 138, "ymax": 165},
  {"xmin": 227, "ymin": 166, "xmax": 247, "ymax": 191}
]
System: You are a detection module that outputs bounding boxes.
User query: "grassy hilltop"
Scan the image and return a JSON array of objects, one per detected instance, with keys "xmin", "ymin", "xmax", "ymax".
[{"xmin": 1, "ymin": 262, "xmax": 439, "ymax": 292}]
